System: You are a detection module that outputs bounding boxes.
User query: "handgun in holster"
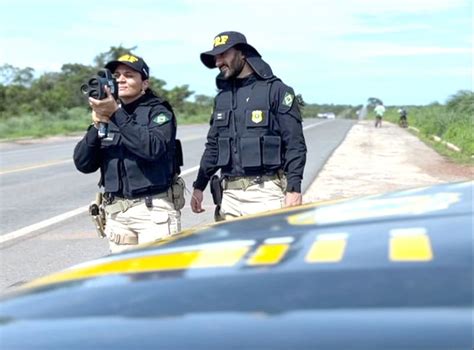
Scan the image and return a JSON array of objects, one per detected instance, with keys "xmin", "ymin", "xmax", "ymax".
[
  {"xmin": 89, "ymin": 192, "xmax": 106, "ymax": 238},
  {"xmin": 210, "ymin": 175, "xmax": 224, "ymax": 222}
]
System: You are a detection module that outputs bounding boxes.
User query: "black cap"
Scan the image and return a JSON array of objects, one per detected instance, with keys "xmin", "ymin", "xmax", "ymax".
[
  {"xmin": 200, "ymin": 31, "xmax": 261, "ymax": 69},
  {"xmin": 105, "ymin": 54, "xmax": 150, "ymax": 79}
]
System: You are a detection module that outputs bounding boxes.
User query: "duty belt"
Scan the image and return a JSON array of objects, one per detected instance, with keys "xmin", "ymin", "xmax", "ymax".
[
  {"xmin": 109, "ymin": 232, "xmax": 138, "ymax": 245},
  {"xmin": 104, "ymin": 191, "xmax": 169, "ymax": 215},
  {"xmin": 223, "ymin": 174, "xmax": 281, "ymax": 191}
]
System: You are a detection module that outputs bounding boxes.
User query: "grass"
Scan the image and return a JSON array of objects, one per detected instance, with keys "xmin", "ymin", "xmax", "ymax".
[
  {"xmin": 0, "ymin": 108, "xmax": 211, "ymax": 140},
  {"xmin": 2, "ymin": 106, "xmax": 473, "ymax": 166},
  {"xmin": 382, "ymin": 107, "xmax": 474, "ymax": 164},
  {"xmin": 0, "ymin": 108, "xmax": 91, "ymax": 139}
]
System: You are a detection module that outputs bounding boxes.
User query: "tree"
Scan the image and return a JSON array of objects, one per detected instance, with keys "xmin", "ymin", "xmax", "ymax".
[
  {"xmin": 0, "ymin": 64, "xmax": 35, "ymax": 86},
  {"xmin": 93, "ymin": 45, "xmax": 137, "ymax": 68},
  {"xmin": 367, "ymin": 97, "xmax": 383, "ymax": 107},
  {"xmin": 60, "ymin": 64, "xmax": 97, "ymax": 107},
  {"xmin": 446, "ymin": 90, "xmax": 474, "ymax": 114},
  {"xmin": 166, "ymin": 85, "xmax": 194, "ymax": 111},
  {"xmin": 194, "ymin": 94, "xmax": 213, "ymax": 107},
  {"xmin": 148, "ymin": 77, "xmax": 168, "ymax": 97}
]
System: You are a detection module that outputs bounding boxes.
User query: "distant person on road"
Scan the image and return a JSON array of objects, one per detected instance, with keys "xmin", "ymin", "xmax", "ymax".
[
  {"xmin": 191, "ymin": 31, "xmax": 307, "ymax": 221},
  {"xmin": 398, "ymin": 108, "xmax": 408, "ymax": 128},
  {"xmin": 374, "ymin": 103, "xmax": 386, "ymax": 128},
  {"xmin": 73, "ymin": 54, "xmax": 185, "ymax": 254}
]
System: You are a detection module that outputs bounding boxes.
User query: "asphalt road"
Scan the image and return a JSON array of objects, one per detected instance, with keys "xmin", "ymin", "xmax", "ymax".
[{"xmin": 0, "ymin": 118, "xmax": 354, "ymax": 291}]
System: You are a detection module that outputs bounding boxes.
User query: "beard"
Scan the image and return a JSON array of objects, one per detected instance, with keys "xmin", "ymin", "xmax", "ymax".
[{"xmin": 219, "ymin": 55, "xmax": 246, "ymax": 80}]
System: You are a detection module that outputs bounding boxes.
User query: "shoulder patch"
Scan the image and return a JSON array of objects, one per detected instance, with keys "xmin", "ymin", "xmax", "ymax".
[
  {"xmin": 282, "ymin": 92, "xmax": 294, "ymax": 107},
  {"xmin": 152, "ymin": 113, "xmax": 171, "ymax": 125}
]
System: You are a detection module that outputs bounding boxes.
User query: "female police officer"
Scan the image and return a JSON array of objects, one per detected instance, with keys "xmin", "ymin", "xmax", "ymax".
[
  {"xmin": 73, "ymin": 54, "xmax": 184, "ymax": 254},
  {"xmin": 191, "ymin": 31, "xmax": 307, "ymax": 221}
]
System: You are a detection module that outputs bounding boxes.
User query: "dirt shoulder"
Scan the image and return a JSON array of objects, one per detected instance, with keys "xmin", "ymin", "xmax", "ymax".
[{"xmin": 303, "ymin": 120, "xmax": 473, "ymax": 203}]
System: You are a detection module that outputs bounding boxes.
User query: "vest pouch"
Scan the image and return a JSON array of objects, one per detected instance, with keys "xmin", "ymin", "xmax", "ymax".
[
  {"xmin": 245, "ymin": 109, "xmax": 270, "ymax": 128},
  {"xmin": 213, "ymin": 110, "xmax": 230, "ymax": 128},
  {"xmin": 262, "ymin": 135, "xmax": 281, "ymax": 166},
  {"xmin": 240, "ymin": 137, "xmax": 262, "ymax": 168},
  {"xmin": 216, "ymin": 137, "xmax": 231, "ymax": 166},
  {"xmin": 175, "ymin": 139, "xmax": 184, "ymax": 167},
  {"xmin": 102, "ymin": 158, "xmax": 120, "ymax": 193}
]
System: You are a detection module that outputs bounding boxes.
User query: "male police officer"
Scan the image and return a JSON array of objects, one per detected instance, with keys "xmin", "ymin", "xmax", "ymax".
[
  {"xmin": 191, "ymin": 31, "xmax": 307, "ymax": 220},
  {"xmin": 74, "ymin": 54, "xmax": 184, "ymax": 253}
]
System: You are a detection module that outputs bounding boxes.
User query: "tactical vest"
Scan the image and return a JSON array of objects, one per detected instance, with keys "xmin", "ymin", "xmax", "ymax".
[
  {"xmin": 99, "ymin": 97, "xmax": 181, "ymax": 197},
  {"xmin": 213, "ymin": 78, "xmax": 282, "ymax": 175}
]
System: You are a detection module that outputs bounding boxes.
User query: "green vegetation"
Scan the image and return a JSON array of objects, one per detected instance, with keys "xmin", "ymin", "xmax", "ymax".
[
  {"xmin": 0, "ymin": 46, "xmax": 472, "ymax": 165},
  {"xmin": 0, "ymin": 46, "xmax": 214, "ymax": 139},
  {"xmin": 0, "ymin": 108, "xmax": 90, "ymax": 139},
  {"xmin": 382, "ymin": 90, "xmax": 474, "ymax": 162}
]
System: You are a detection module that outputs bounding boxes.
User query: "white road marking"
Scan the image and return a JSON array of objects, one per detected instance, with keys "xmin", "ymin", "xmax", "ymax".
[
  {"xmin": 0, "ymin": 159, "xmax": 72, "ymax": 175},
  {"xmin": 0, "ymin": 166, "xmax": 201, "ymax": 244},
  {"xmin": 0, "ymin": 120, "xmax": 326, "ymax": 243},
  {"xmin": 0, "ymin": 206, "xmax": 89, "ymax": 244}
]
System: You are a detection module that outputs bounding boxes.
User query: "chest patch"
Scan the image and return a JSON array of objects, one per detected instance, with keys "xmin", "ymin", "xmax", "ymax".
[{"xmin": 251, "ymin": 110, "xmax": 264, "ymax": 124}]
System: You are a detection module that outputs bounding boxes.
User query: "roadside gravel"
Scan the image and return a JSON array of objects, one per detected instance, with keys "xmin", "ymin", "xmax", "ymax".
[{"xmin": 303, "ymin": 120, "xmax": 473, "ymax": 203}]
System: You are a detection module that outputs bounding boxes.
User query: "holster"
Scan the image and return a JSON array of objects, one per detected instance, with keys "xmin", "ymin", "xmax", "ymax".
[
  {"xmin": 89, "ymin": 192, "xmax": 106, "ymax": 238},
  {"xmin": 210, "ymin": 175, "xmax": 223, "ymax": 205},
  {"xmin": 171, "ymin": 176, "xmax": 186, "ymax": 210},
  {"xmin": 210, "ymin": 175, "xmax": 224, "ymax": 222}
]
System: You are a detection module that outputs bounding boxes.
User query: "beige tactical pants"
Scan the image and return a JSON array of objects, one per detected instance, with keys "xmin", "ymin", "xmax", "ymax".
[
  {"xmin": 219, "ymin": 178, "xmax": 285, "ymax": 221},
  {"xmin": 105, "ymin": 196, "xmax": 181, "ymax": 254}
]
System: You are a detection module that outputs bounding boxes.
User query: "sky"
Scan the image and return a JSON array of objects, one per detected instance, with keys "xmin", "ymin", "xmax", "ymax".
[{"xmin": 0, "ymin": 0, "xmax": 472, "ymax": 106}]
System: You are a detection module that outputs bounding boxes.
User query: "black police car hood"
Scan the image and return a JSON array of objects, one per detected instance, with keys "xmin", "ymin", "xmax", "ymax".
[{"xmin": 216, "ymin": 55, "xmax": 274, "ymax": 89}]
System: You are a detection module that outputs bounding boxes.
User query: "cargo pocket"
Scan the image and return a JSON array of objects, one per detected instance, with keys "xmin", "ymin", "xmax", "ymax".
[
  {"xmin": 150, "ymin": 210, "xmax": 171, "ymax": 238},
  {"xmin": 262, "ymin": 135, "xmax": 281, "ymax": 166},
  {"xmin": 216, "ymin": 137, "xmax": 231, "ymax": 166},
  {"xmin": 168, "ymin": 210, "xmax": 181, "ymax": 235},
  {"xmin": 240, "ymin": 137, "xmax": 262, "ymax": 168}
]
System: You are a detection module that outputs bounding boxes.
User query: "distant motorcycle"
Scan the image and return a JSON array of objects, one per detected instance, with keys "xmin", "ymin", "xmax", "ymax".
[{"xmin": 398, "ymin": 108, "xmax": 408, "ymax": 128}]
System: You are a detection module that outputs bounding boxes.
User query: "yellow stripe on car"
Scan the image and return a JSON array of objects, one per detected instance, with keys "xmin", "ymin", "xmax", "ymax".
[
  {"xmin": 246, "ymin": 237, "xmax": 293, "ymax": 266},
  {"xmin": 247, "ymin": 244, "xmax": 289, "ymax": 266},
  {"xmin": 25, "ymin": 226, "xmax": 438, "ymax": 290},
  {"xmin": 389, "ymin": 228, "xmax": 433, "ymax": 261},
  {"xmin": 26, "ymin": 245, "xmax": 250, "ymax": 288},
  {"xmin": 305, "ymin": 233, "xmax": 348, "ymax": 263}
]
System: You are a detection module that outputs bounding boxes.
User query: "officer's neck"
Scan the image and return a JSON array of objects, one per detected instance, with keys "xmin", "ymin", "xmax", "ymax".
[
  {"xmin": 121, "ymin": 94, "xmax": 143, "ymax": 105},
  {"xmin": 236, "ymin": 62, "xmax": 254, "ymax": 79},
  {"xmin": 121, "ymin": 93, "xmax": 147, "ymax": 112}
]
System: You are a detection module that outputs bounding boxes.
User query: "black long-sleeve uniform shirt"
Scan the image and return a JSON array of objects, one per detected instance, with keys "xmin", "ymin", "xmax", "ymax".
[
  {"xmin": 193, "ymin": 73, "xmax": 307, "ymax": 193},
  {"xmin": 73, "ymin": 91, "xmax": 178, "ymax": 198}
]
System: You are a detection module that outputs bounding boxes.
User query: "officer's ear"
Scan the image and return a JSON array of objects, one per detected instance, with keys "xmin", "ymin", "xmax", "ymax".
[
  {"xmin": 234, "ymin": 45, "xmax": 247, "ymax": 60},
  {"xmin": 142, "ymin": 79, "xmax": 150, "ymax": 91}
]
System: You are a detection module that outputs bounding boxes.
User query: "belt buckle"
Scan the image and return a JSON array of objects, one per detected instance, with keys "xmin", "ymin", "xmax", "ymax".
[{"xmin": 254, "ymin": 176, "xmax": 263, "ymax": 185}]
